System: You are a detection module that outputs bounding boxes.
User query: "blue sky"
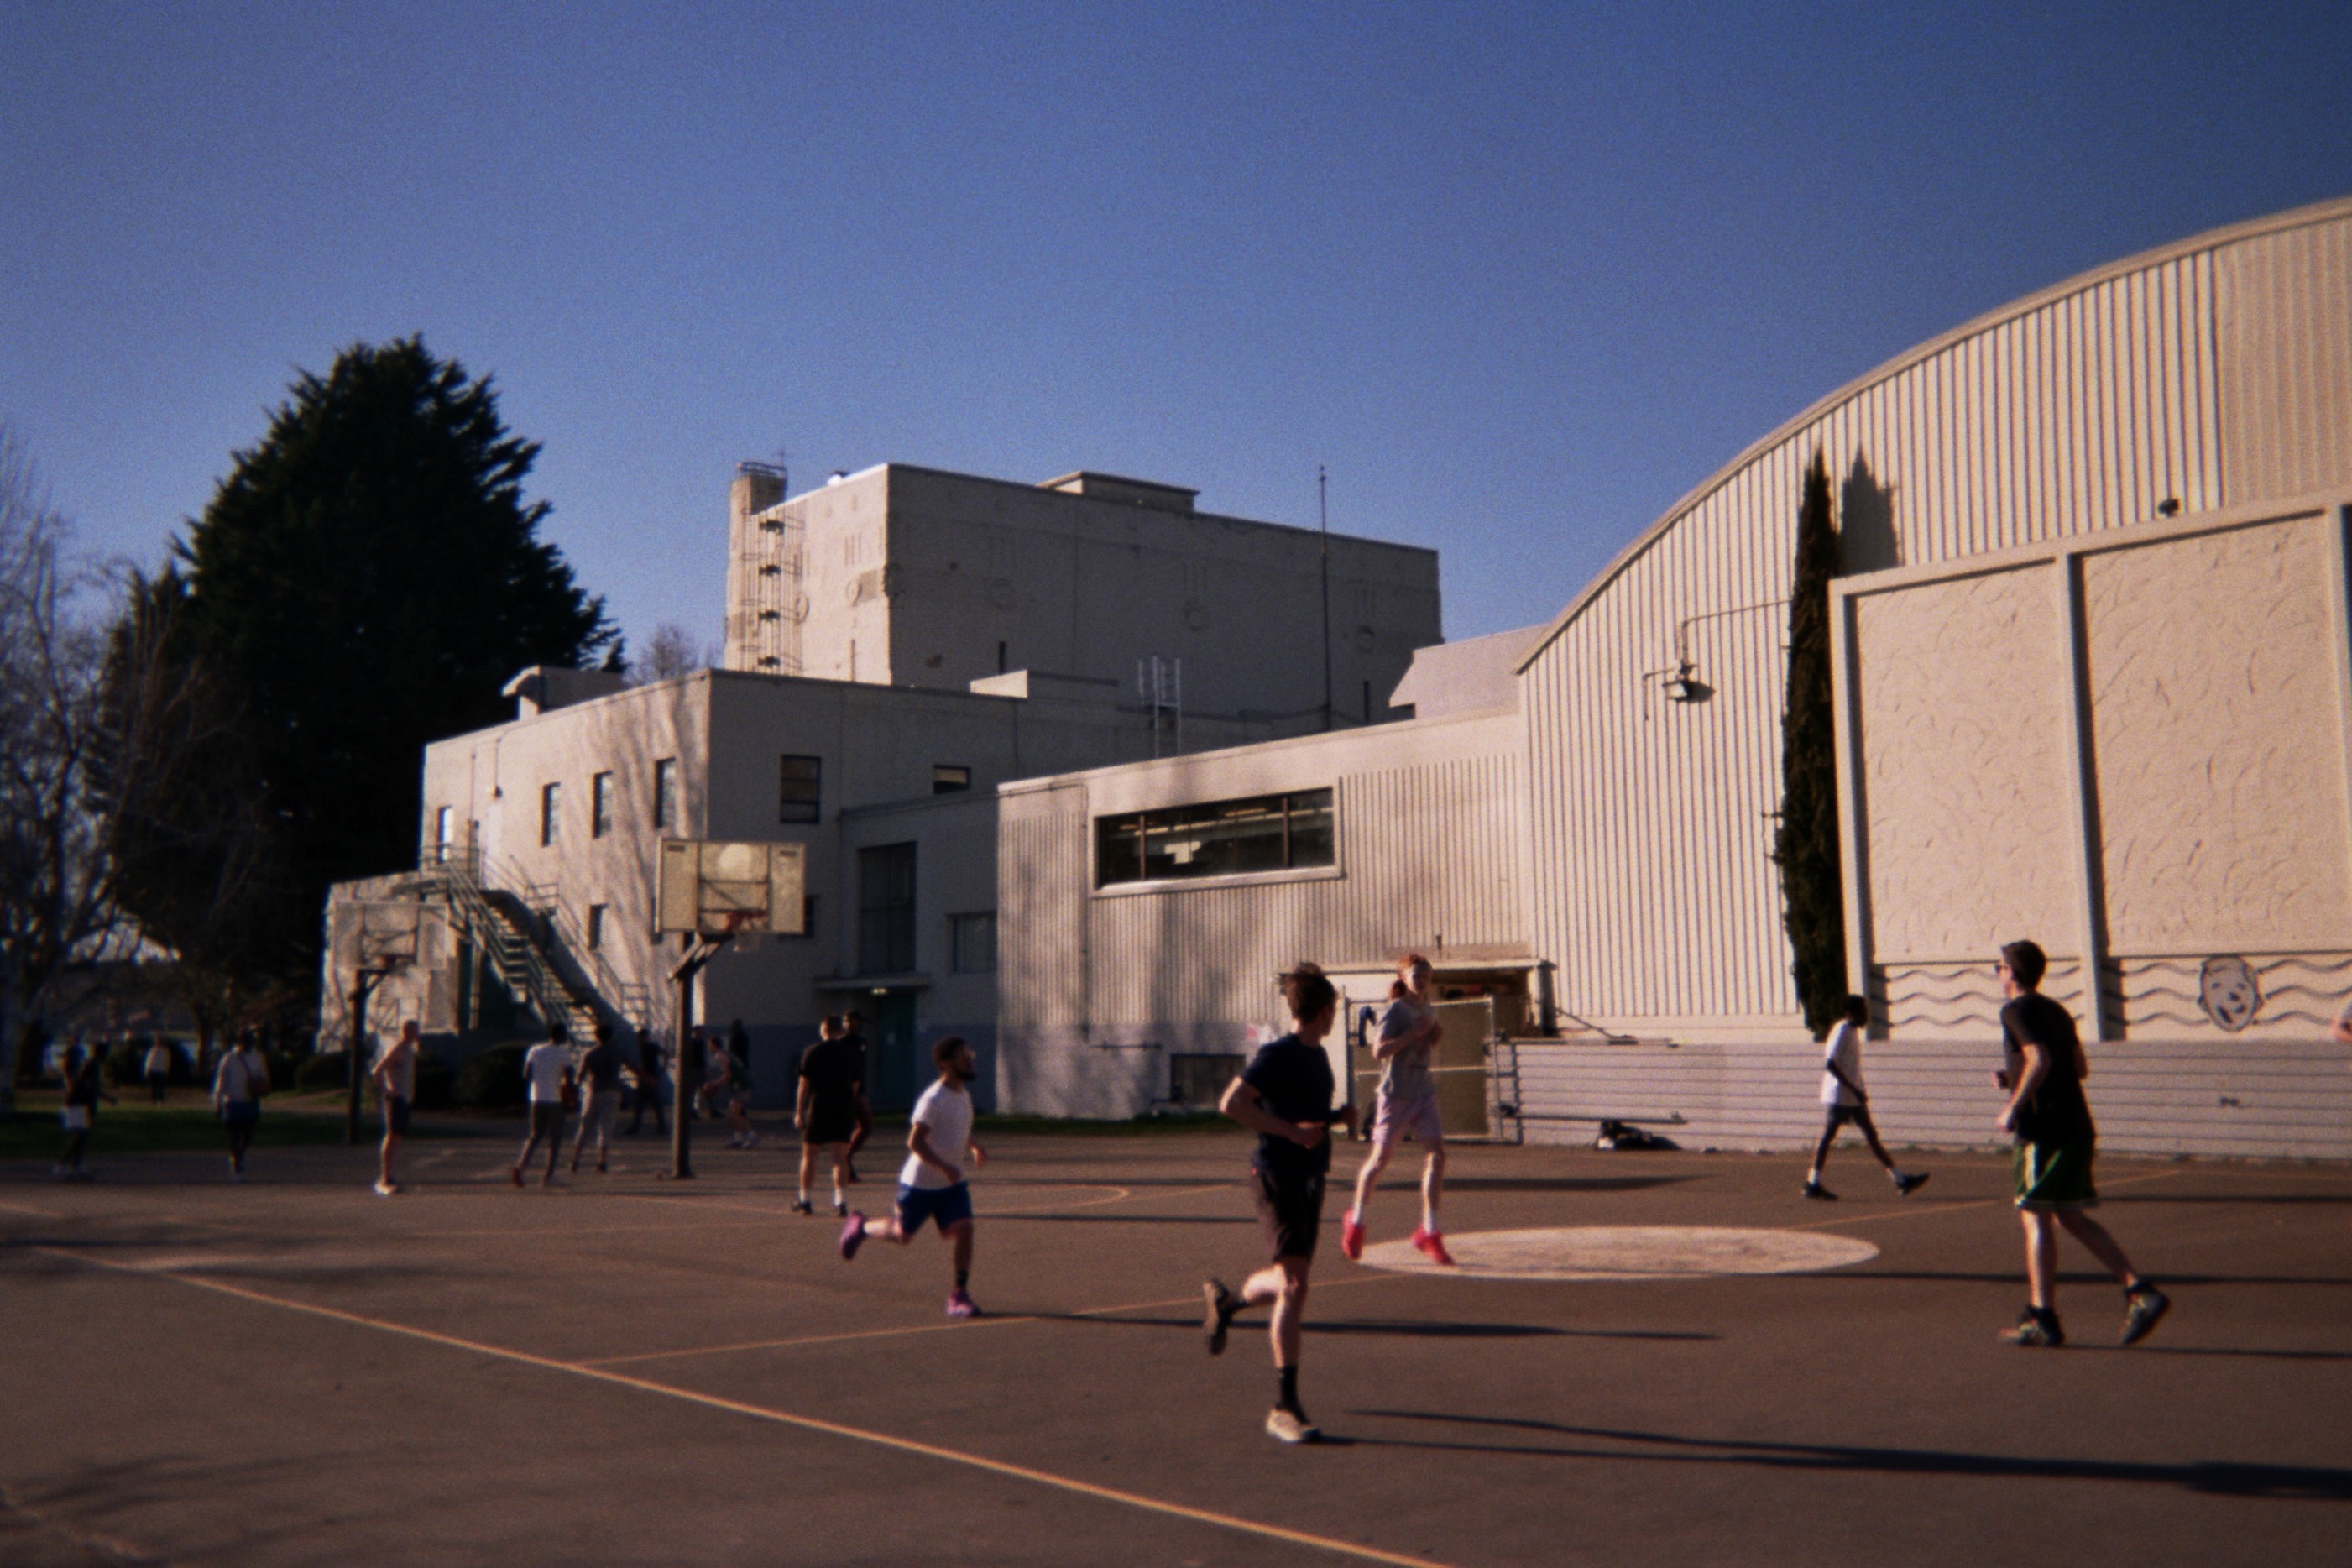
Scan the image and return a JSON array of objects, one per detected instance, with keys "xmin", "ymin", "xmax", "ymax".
[{"xmin": 3, "ymin": 1, "xmax": 2348, "ymax": 653}]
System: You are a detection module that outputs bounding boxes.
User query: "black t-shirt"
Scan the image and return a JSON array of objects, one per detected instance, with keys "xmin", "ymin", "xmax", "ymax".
[
  {"xmin": 798, "ymin": 1037, "xmax": 863, "ymax": 1115},
  {"xmin": 1999, "ymin": 992, "xmax": 2095, "ymax": 1143},
  {"xmin": 1240, "ymin": 1034, "xmax": 1336, "ymax": 1179},
  {"xmin": 580, "ymin": 1043, "xmax": 622, "ymax": 1094}
]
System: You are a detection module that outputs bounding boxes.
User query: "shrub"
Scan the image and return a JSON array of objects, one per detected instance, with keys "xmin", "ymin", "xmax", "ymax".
[
  {"xmin": 412, "ymin": 1054, "xmax": 456, "ymax": 1111},
  {"xmin": 452, "ymin": 1043, "xmax": 527, "ymax": 1110},
  {"xmin": 295, "ymin": 1052, "xmax": 353, "ymax": 1092}
]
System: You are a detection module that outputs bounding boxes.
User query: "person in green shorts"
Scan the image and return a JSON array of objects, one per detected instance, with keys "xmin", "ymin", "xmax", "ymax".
[{"xmin": 1994, "ymin": 939, "xmax": 2169, "ymax": 1348}]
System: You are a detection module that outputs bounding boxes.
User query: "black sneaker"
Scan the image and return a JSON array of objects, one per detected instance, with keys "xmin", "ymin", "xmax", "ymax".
[
  {"xmin": 1801, "ymin": 1181, "xmax": 1837, "ymax": 1200},
  {"xmin": 790, "ymin": 1198, "xmax": 813, "ymax": 1216},
  {"xmin": 2003, "ymin": 1308, "xmax": 2065, "ymax": 1347},
  {"xmin": 1203, "ymin": 1279, "xmax": 1236, "ymax": 1356},
  {"xmin": 1894, "ymin": 1171, "xmax": 1930, "ymax": 1197},
  {"xmin": 1265, "ymin": 1406, "xmax": 1321, "ymax": 1445},
  {"xmin": 2120, "ymin": 1285, "xmax": 2171, "ymax": 1346}
]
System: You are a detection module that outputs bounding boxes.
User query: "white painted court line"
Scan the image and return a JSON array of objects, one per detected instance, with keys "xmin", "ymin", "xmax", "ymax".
[{"xmin": 36, "ymin": 1247, "xmax": 1455, "ymax": 1568}]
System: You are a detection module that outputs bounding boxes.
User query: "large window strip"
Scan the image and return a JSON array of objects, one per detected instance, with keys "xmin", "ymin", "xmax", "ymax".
[{"xmin": 1094, "ymin": 788, "xmax": 1334, "ymax": 888}]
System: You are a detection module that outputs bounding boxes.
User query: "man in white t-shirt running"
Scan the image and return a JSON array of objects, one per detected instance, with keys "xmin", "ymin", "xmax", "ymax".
[
  {"xmin": 511, "ymin": 1025, "xmax": 576, "ymax": 1189},
  {"xmin": 839, "ymin": 1035, "xmax": 988, "ymax": 1318},
  {"xmin": 1804, "ymin": 994, "xmax": 1928, "ymax": 1201}
]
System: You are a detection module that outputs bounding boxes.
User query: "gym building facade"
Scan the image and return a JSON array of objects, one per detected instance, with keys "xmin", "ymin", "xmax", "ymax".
[{"xmin": 993, "ymin": 196, "xmax": 2352, "ymax": 1160}]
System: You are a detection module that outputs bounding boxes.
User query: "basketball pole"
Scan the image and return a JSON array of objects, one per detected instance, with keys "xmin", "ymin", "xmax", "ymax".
[
  {"xmin": 666, "ymin": 926, "xmax": 731, "ymax": 1180},
  {"xmin": 346, "ymin": 960, "xmax": 397, "ymax": 1146}
]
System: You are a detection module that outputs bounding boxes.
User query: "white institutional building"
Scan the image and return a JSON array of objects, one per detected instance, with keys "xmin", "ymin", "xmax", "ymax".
[
  {"xmin": 329, "ymin": 196, "xmax": 2352, "ymax": 1158},
  {"xmin": 323, "ymin": 464, "xmax": 1441, "ymax": 1110}
]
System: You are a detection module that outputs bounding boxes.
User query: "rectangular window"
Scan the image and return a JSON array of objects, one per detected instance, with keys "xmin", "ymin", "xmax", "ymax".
[
  {"xmin": 587, "ymin": 903, "xmax": 608, "ymax": 950},
  {"xmin": 653, "ymin": 758, "xmax": 677, "ymax": 832},
  {"xmin": 933, "ymin": 764, "xmax": 971, "ymax": 795},
  {"xmin": 540, "ymin": 781, "xmax": 562, "ymax": 847},
  {"xmin": 435, "ymin": 805, "xmax": 453, "ymax": 849},
  {"xmin": 857, "ymin": 842, "xmax": 917, "ymax": 974},
  {"xmin": 949, "ymin": 912, "xmax": 996, "ymax": 974},
  {"xmin": 779, "ymin": 754, "xmax": 822, "ymax": 824},
  {"xmin": 592, "ymin": 771, "xmax": 614, "ymax": 839},
  {"xmin": 1093, "ymin": 788, "xmax": 1335, "ymax": 888}
]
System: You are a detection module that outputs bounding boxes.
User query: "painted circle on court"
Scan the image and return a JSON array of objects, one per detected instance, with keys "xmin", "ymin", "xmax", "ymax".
[{"xmin": 1357, "ymin": 1226, "xmax": 1878, "ymax": 1282}]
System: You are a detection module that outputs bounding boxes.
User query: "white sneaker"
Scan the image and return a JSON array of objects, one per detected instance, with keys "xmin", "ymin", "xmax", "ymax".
[
  {"xmin": 373, "ymin": 1179, "xmax": 399, "ymax": 1197},
  {"xmin": 1265, "ymin": 1407, "xmax": 1321, "ymax": 1445}
]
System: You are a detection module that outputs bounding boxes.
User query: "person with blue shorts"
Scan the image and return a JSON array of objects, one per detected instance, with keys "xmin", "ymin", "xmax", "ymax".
[{"xmin": 839, "ymin": 1035, "xmax": 988, "ymax": 1318}]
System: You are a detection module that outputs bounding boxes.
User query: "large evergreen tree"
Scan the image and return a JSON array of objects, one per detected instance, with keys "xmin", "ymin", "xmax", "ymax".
[
  {"xmin": 1774, "ymin": 450, "xmax": 1847, "ymax": 1036},
  {"xmin": 125, "ymin": 337, "xmax": 614, "ymax": 993}
]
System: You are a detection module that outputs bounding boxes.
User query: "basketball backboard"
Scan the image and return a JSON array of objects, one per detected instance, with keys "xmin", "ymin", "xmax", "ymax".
[
  {"xmin": 353, "ymin": 901, "xmax": 422, "ymax": 969},
  {"xmin": 656, "ymin": 840, "xmax": 807, "ymax": 937}
]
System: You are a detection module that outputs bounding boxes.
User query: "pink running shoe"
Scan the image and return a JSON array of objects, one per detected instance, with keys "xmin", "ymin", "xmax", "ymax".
[
  {"xmin": 839, "ymin": 1211, "xmax": 867, "ymax": 1261},
  {"xmin": 1340, "ymin": 1213, "xmax": 1366, "ymax": 1262},
  {"xmin": 945, "ymin": 1288, "xmax": 980, "ymax": 1319},
  {"xmin": 1410, "ymin": 1226, "xmax": 1457, "ymax": 1266}
]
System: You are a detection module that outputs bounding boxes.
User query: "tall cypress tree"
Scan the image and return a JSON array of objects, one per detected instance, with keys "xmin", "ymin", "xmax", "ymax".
[
  {"xmin": 120, "ymin": 337, "xmax": 615, "ymax": 996},
  {"xmin": 1774, "ymin": 450, "xmax": 1847, "ymax": 1036}
]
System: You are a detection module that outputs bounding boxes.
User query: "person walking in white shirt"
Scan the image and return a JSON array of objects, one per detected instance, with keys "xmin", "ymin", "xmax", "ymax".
[
  {"xmin": 1803, "ymin": 994, "xmax": 1927, "ymax": 1201},
  {"xmin": 511, "ymin": 1025, "xmax": 576, "ymax": 1189},
  {"xmin": 212, "ymin": 1029, "xmax": 270, "ymax": 1183},
  {"xmin": 371, "ymin": 1020, "xmax": 421, "ymax": 1195}
]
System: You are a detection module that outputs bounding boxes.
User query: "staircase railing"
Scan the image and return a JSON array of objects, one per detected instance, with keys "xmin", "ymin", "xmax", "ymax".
[{"xmin": 419, "ymin": 844, "xmax": 650, "ymax": 1037}]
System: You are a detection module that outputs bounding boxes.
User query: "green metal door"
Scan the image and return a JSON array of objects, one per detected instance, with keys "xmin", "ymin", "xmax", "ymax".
[{"xmin": 870, "ymin": 990, "xmax": 922, "ymax": 1112}]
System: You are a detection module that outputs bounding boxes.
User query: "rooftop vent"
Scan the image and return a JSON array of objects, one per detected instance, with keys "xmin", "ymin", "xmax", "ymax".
[{"xmin": 1038, "ymin": 472, "xmax": 1198, "ymax": 513}]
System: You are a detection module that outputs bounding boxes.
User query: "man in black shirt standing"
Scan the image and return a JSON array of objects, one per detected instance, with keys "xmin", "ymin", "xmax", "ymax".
[
  {"xmin": 1203, "ymin": 963, "xmax": 1356, "ymax": 1444},
  {"xmin": 794, "ymin": 1014, "xmax": 865, "ymax": 1215},
  {"xmin": 1994, "ymin": 939, "xmax": 2169, "ymax": 1347}
]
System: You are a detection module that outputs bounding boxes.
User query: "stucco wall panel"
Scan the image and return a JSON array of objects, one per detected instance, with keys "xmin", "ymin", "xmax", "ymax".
[
  {"xmin": 1853, "ymin": 566, "xmax": 2078, "ymax": 964},
  {"xmin": 2083, "ymin": 516, "xmax": 2352, "ymax": 954}
]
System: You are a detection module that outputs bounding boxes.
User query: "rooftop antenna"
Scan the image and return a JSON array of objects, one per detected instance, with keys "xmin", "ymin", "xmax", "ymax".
[{"xmin": 1319, "ymin": 464, "xmax": 1333, "ymax": 732}]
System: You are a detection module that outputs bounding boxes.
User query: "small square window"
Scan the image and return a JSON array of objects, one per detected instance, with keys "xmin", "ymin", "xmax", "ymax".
[
  {"xmin": 587, "ymin": 903, "xmax": 608, "ymax": 950},
  {"xmin": 653, "ymin": 758, "xmax": 677, "ymax": 832},
  {"xmin": 540, "ymin": 781, "xmax": 562, "ymax": 847},
  {"xmin": 933, "ymin": 764, "xmax": 971, "ymax": 795},
  {"xmin": 592, "ymin": 771, "xmax": 614, "ymax": 839},
  {"xmin": 949, "ymin": 912, "xmax": 996, "ymax": 974},
  {"xmin": 780, "ymin": 754, "xmax": 821, "ymax": 824}
]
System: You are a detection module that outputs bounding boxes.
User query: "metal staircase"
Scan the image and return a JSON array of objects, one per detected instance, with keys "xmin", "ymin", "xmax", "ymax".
[{"xmin": 419, "ymin": 846, "xmax": 651, "ymax": 1040}]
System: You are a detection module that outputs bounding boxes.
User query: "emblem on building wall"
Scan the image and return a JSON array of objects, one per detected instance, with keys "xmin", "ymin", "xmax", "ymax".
[{"xmin": 2198, "ymin": 956, "xmax": 2261, "ymax": 1032}]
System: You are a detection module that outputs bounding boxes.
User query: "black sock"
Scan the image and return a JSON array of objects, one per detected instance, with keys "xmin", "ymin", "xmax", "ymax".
[
  {"xmin": 1277, "ymin": 1366, "xmax": 1299, "ymax": 1412},
  {"xmin": 955, "ymin": 1269, "xmax": 969, "ymax": 1291},
  {"xmin": 2126, "ymin": 1277, "xmax": 2156, "ymax": 1297}
]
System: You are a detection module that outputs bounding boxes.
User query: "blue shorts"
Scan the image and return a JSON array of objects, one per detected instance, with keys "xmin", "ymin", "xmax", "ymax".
[
  {"xmin": 895, "ymin": 1180, "xmax": 974, "ymax": 1235},
  {"xmin": 222, "ymin": 1102, "xmax": 259, "ymax": 1127}
]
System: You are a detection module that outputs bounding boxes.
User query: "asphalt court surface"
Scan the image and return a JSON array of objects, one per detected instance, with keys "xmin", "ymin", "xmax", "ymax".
[{"xmin": 2, "ymin": 1126, "xmax": 2347, "ymax": 1566}]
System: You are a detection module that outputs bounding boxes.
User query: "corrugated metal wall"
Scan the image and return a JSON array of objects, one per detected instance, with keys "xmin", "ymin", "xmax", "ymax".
[
  {"xmin": 997, "ymin": 783, "xmax": 1089, "ymax": 1032},
  {"xmin": 1085, "ymin": 751, "xmax": 1526, "ymax": 1027},
  {"xmin": 1506, "ymin": 1035, "xmax": 2352, "ymax": 1160},
  {"xmin": 1524, "ymin": 201, "xmax": 2352, "ymax": 1031}
]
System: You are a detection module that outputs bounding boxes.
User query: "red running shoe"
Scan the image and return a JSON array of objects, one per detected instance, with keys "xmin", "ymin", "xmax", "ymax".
[
  {"xmin": 945, "ymin": 1288, "xmax": 980, "ymax": 1319},
  {"xmin": 1410, "ymin": 1226, "xmax": 1457, "ymax": 1266},
  {"xmin": 1341, "ymin": 1212, "xmax": 1366, "ymax": 1262}
]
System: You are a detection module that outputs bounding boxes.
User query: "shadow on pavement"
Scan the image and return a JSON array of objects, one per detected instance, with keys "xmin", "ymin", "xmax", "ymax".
[{"xmin": 1341, "ymin": 1410, "xmax": 2352, "ymax": 1499}]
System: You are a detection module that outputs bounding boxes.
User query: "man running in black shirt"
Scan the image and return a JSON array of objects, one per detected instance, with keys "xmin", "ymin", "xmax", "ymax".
[
  {"xmin": 1202, "ymin": 963, "xmax": 1356, "ymax": 1444},
  {"xmin": 1994, "ymin": 939, "xmax": 2169, "ymax": 1347}
]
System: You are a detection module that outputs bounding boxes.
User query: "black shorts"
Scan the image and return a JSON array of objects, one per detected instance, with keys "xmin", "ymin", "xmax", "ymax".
[
  {"xmin": 1822, "ymin": 1102, "xmax": 1873, "ymax": 1131},
  {"xmin": 804, "ymin": 1105, "xmax": 856, "ymax": 1146},
  {"xmin": 1251, "ymin": 1166, "xmax": 1325, "ymax": 1262},
  {"xmin": 384, "ymin": 1095, "xmax": 411, "ymax": 1137}
]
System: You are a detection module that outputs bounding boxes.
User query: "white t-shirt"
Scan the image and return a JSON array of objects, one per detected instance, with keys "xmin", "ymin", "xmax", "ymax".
[
  {"xmin": 214, "ymin": 1048, "xmax": 268, "ymax": 1105},
  {"xmin": 143, "ymin": 1043, "xmax": 172, "ymax": 1075},
  {"xmin": 900, "ymin": 1078, "xmax": 974, "ymax": 1190},
  {"xmin": 523, "ymin": 1041, "xmax": 573, "ymax": 1104},
  {"xmin": 1820, "ymin": 1020, "xmax": 1863, "ymax": 1106}
]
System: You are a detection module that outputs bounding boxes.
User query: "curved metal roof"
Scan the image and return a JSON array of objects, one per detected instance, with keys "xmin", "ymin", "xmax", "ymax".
[{"xmin": 1517, "ymin": 193, "xmax": 2352, "ymax": 671}]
